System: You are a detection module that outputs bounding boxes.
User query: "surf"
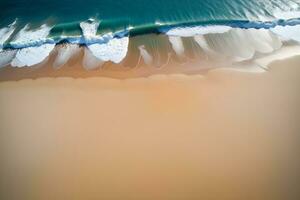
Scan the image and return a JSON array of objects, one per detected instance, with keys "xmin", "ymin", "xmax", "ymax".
[{"xmin": 1, "ymin": 0, "xmax": 300, "ymax": 71}]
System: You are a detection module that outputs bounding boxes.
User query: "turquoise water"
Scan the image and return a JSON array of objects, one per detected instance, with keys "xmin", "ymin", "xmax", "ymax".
[{"xmin": 1, "ymin": 0, "xmax": 300, "ymax": 39}]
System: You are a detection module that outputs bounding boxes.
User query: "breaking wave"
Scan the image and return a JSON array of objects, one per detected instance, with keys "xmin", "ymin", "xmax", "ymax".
[{"xmin": 1, "ymin": 11, "xmax": 300, "ymax": 69}]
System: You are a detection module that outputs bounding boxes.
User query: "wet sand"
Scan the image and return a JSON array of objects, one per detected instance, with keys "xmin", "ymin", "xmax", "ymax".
[{"xmin": 0, "ymin": 56, "xmax": 300, "ymax": 199}]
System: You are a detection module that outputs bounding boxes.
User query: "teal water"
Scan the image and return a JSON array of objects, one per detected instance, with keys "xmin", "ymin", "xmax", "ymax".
[{"xmin": 1, "ymin": 0, "xmax": 300, "ymax": 39}]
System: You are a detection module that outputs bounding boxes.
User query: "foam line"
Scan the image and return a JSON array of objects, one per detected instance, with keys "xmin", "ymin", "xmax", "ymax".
[
  {"xmin": 163, "ymin": 25, "xmax": 232, "ymax": 37},
  {"xmin": 2, "ymin": 18, "xmax": 300, "ymax": 69},
  {"xmin": 2, "ymin": 18, "xmax": 300, "ymax": 50}
]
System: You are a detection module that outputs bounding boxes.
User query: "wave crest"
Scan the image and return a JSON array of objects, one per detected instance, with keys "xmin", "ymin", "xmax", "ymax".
[{"xmin": 1, "ymin": 17, "xmax": 300, "ymax": 68}]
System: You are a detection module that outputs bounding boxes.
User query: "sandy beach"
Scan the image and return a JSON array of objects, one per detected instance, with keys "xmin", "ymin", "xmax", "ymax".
[
  {"xmin": 0, "ymin": 52, "xmax": 300, "ymax": 199},
  {"xmin": 2, "ymin": 0, "xmax": 300, "ymax": 198}
]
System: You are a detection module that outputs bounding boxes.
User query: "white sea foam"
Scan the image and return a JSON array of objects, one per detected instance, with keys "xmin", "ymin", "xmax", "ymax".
[
  {"xmin": 11, "ymin": 44, "xmax": 55, "ymax": 67},
  {"xmin": 53, "ymin": 44, "xmax": 81, "ymax": 69},
  {"xmin": 10, "ymin": 24, "xmax": 53, "ymax": 48},
  {"xmin": 79, "ymin": 19, "xmax": 130, "ymax": 63},
  {"xmin": 0, "ymin": 23, "xmax": 55, "ymax": 68},
  {"xmin": 82, "ymin": 47, "xmax": 104, "ymax": 70},
  {"xmin": 198, "ymin": 29, "xmax": 254, "ymax": 62},
  {"xmin": 2, "ymin": 17, "xmax": 300, "ymax": 70},
  {"xmin": 273, "ymin": 11, "xmax": 300, "ymax": 20},
  {"xmin": 164, "ymin": 25, "xmax": 232, "ymax": 37},
  {"xmin": 245, "ymin": 29, "xmax": 282, "ymax": 54},
  {"xmin": 271, "ymin": 25, "xmax": 300, "ymax": 42},
  {"xmin": 79, "ymin": 19, "xmax": 124, "ymax": 43},
  {"xmin": 168, "ymin": 36, "xmax": 185, "ymax": 56},
  {"xmin": 138, "ymin": 45, "xmax": 153, "ymax": 65},
  {"xmin": 0, "ymin": 21, "xmax": 16, "ymax": 48},
  {"xmin": 192, "ymin": 28, "xmax": 283, "ymax": 62},
  {"xmin": 79, "ymin": 20, "xmax": 101, "ymax": 42},
  {"xmin": 172, "ymin": 28, "xmax": 281, "ymax": 62},
  {"xmin": 87, "ymin": 37, "xmax": 129, "ymax": 63},
  {"xmin": 0, "ymin": 50, "xmax": 17, "ymax": 68},
  {"xmin": 255, "ymin": 45, "xmax": 300, "ymax": 67},
  {"xmin": 194, "ymin": 35, "xmax": 218, "ymax": 56}
]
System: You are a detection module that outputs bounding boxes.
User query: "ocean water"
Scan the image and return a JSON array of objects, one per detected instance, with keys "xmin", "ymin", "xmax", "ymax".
[
  {"xmin": 1, "ymin": 0, "xmax": 300, "ymax": 68},
  {"xmin": 1, "ymin": 0, "xmax": 300, "ymax": 38}
]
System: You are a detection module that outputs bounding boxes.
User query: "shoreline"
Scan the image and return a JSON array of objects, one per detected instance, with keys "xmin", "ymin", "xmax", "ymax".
[
  {"xmin": 2, "ymin": 25, "xmax": 300, "ymax": 79},
  {"xmin": 1, "ymin": 44, "xmax": 300, "ymax": 82}
]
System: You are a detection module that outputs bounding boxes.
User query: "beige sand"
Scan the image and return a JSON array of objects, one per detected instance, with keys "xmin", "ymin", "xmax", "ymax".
[{"xmin": 0, "ymin": 56, "xmax": 300, "ymax": 200}]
